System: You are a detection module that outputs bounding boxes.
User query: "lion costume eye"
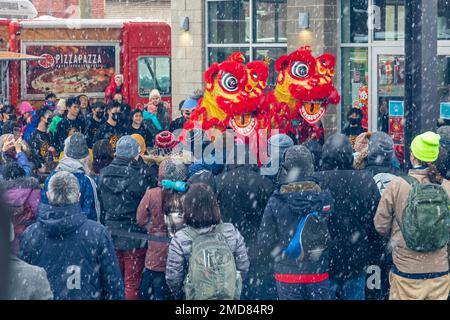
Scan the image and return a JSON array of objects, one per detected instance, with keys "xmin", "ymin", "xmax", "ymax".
[
  {"xmin": 291, "ymin": 62, "xmax": 309, "ymax": 78},
  {"xmin": 220, "ymin": 72, "xmax": 239, "ymax": 92}
]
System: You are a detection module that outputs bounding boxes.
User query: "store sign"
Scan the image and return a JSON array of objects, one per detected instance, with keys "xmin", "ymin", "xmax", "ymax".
[
  {"xmin": 440, "ymin": 102, "xmax": 450, "ymax": 119},
  {"xmin": 21, "ymin": 42, "xmax": 120, "ymax": 99},
  {"xmin": 389, "ymin": 117, "xmax": 404, "ymax": 145},
  {"xmin": 389, "ymin": 100, "xmax": 404, "ymax": 117}
]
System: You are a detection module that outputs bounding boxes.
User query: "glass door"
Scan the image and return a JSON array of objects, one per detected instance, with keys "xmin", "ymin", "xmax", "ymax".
[
  {"xmin": 437, "ymin": 46, "xmax": 450, "ymax": 126},
  {"xmin": 370, "ymin": 47, "xmax": 405, "ymax": 140}
]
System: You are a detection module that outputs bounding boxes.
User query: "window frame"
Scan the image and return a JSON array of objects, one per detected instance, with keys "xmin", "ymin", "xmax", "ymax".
[
  {"xmin": 205, "ymin": 0, "xmax": 288, "ymax": 71},
  {"xmin": 137, "ymin": 55, "xmax": 172, "ymax": 98}
]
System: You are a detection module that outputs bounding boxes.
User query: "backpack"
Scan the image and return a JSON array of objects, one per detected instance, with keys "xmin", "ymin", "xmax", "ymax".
[
  {"xmin": 373, "ymin": 172, "xmax": 396, "ymax": 195},
  {"xmin": 285, "ymin": 206, "xmax": 332, "ymax": 263},
  {"xmin": 281, "ymin": 184, "xmax": 333, "ymax": 263},
  {"xmin": 183, "ymin": 224, "xmax": 241, "ymax": 300},
  {"xmin": 398, "ymin": 176, "xmax": 449, "ymax": 253}
]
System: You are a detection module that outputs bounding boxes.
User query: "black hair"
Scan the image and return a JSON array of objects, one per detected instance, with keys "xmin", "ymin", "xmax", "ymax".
[
  {"xmin": 66, "ymin": 96, "xmax": 80, "ymax": 108},
  {"xmin": 92, "ymin": 101, "xmax": 106, "ymax": 111},
  {"xmin": 178, "ymin": 100, "xmax": 185, "ymax": 111},
  {"xmin": 36, "ymin": 107, "xmax": 52, "ymax": 122},
  {"xmin": 347, "ymin": 107, "xmax": 364, "ymax": 119},
  {"xmin": 2, "ymin": 104, "xmax": 15, "ymax": 114},
  {"xmin": 106, "ymin": 101, "xmax": 121, "ymax": 112},
  {"xmin": 45, "ymin": 92, "xmax": 57, "ymax": 101},
  {"xmin": 131, "ymin": 108, "xmax": 143, "ymax": 117},
  {"xmin": 2, "ymin": 162, "xmax": 26, "ymax": 180}
]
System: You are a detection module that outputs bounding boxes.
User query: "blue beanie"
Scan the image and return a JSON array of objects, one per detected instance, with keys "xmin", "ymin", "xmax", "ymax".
[
  {"xmin": 116, "ymin": 135, "xmax": 140, "ymax": 159},
  {"xmin": 268, "ymin": 134, "xmax": 294, "ymax": 157},
  {"xmin": 181, "ymin": 99, "xmax": 198, "ymax": 110}
]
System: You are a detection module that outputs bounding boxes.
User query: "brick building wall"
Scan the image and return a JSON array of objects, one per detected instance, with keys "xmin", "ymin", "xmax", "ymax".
[{"xmin": 171, "ymin": 0, "xmax": 204, "ymax": 117}]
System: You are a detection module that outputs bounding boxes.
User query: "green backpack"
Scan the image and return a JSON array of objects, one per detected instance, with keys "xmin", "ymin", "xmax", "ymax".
[
  {"xmin": 399, "ymin": 176, "xmax": 450, "ymax": 253},
  {"xmin": 183, "ymin": 224, "xmax": 242, "ymax": 300}
]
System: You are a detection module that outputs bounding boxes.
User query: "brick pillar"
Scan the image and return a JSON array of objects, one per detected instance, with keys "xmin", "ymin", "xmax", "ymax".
[
  {"xmin": 287, "ymin": 0, "xmax": 339, "ymax": 137},
  {"xmin": 171, "ymin": 0, "xmax": 205, "ymax": 119}
]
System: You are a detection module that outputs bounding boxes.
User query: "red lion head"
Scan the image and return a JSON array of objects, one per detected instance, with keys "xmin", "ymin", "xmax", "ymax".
[{"xmin": 274, "ymin": 46, "xmax": 340, "ymax": 125}]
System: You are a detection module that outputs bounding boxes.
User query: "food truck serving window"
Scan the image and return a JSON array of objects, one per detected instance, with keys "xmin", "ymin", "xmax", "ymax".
[{"xmin": 138, "ymin": 56, "xmax": 171, "ymax": 97}]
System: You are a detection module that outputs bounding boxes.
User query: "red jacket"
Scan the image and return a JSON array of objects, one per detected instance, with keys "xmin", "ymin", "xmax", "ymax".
[{"xmin": 136, "ymin": 186, "xmax": 169, "ymax": 272}]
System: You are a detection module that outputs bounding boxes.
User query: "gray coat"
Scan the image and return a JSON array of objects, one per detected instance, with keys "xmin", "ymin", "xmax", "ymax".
[
  {"xmin": 165, "ymin": 223, "xmax": 250, "ymax": 299},
  {"xmin": 8, "ymin": 256, "xmax": 53, "ymax": 300}
]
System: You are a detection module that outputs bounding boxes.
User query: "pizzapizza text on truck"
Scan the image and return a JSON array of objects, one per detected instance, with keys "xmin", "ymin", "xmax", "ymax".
[{"xmin": 0, "ymin": 18, "xmax": 172, "ymax": 112}]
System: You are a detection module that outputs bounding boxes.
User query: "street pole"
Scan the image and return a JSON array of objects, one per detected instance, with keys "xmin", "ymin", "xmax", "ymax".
[{"xmin": 404, "ymin": 0, "xmax": 438, "ymax": 169}]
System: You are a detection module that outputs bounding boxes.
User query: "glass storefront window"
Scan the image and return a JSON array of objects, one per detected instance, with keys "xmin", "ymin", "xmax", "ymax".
[
  {"xmin": 208, "ymin": 0, "xmax": 250, "ymax": 44},
  {"xmin": 208, "ymin": 47, "xmax": 251, "ymax": 65},
  {"xmin": 341, "ymin": 48, "xmax": 369, "ymax": 129},
  {"xmin": 254, "ymin": 0, "xmax": 287, "ymax": 43},
  {"xmin": 138, "ymin": 57, "xmax": 171, "ymax": 97},
  {"xmin": 373, "ymin": 0, "xmax": 405, "ymax": 41},
  {"xmin": 253, "ymin": 47, "xmax": 287, "ymax": 86},
  {"xmin": 341, "ymin": 0, "xmax": 369, "ymax": 43},
  {"xmin": 437, "ymin": 55, "xmax": 450, "ymax": 126},
  {"xmin": 438, "ymin": 0, "xmax": 450, "ymax": 40}
]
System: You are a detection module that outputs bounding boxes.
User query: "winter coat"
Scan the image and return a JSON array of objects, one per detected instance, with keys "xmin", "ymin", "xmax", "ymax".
[
  {"xmin": 8, "ymin": 255, "xmax": 53, "ymax": 300},
  {"xmin": 165, "ymin": 223, "xmax": 250, "ymax": 299},
  {"xmin": 41, "ymin": 157, "xmax": 97, "ymax": 221},
  {"xmin": 19, "ymin": 203, "xmax": 125, "ymax": 300},
  {"xmin": 1, "ymin": 177, "xmax": 40, "ymax": 252},
  {"xmin": 312, "ymin": 135, "xmax": 382, "ymax": 281},
  {"xmin": 258, "ymin": 179, "xmax": 333, "ymax": 278},
  {"xmin": 137, "ymin": 187, "xmax": 170, "ymax": 272},
  {"xmin": 169, "ymin": 116, "xmax": 186, "ymax": 133},
  {"xmin": 143, "ymin": 102, "xmax": 170, "ymax": 134},
  {"xmin": 135, "ymin": 156, "xmax": 158, "ymax": 190},
  {"xmin": 374, "ymin": 169, "xmax": 450, "ymax": 275},
  {"xmin": 215, "ymin": 164, "xmax": 274, "ymax": 262},
  {"xmin": 99, "ymin": 157, "xmax": 147, "ymax": 250}
]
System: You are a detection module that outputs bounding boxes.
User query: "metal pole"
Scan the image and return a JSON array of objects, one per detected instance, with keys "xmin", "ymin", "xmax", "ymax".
[{"xmin": 404, "ymin": 0, "xmax": 438, "ymax": 169}]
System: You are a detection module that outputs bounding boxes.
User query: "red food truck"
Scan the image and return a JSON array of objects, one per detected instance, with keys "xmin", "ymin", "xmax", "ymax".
[{"xmin": 0, "ymin": 18, "xmax": 171, "ymax": 112}]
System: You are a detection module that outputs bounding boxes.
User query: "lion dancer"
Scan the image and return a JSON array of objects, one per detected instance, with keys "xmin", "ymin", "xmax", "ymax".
[
  {"xmin": 266, "ymin": 46, "xmax": 340, "ymax": 144},
  {"xmin": 182, "ymin": 53, "xmax": 277, "ymax": 163}
]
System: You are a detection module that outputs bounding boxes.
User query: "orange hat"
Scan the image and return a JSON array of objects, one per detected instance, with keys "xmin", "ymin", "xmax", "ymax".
[{"xmin": 131, "ymin": 134, "xmax": 146, "ymax": 155}]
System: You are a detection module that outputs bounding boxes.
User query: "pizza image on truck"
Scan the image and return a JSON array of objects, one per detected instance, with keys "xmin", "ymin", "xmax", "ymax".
[{"xmin": 0, "ymin": 18, "xmax": 171, "ymax": 110}]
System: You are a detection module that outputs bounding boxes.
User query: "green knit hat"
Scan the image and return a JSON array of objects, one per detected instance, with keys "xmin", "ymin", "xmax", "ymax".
[{"xmin": 411, "ymin": 131, "xmax": 441, "ymax": 162}]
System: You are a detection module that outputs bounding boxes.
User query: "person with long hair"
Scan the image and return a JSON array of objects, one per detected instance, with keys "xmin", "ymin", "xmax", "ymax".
[
  {"xmin": 165, "ymin": 183, "xmax": 249, "ymax": 300},
  {"xmin": 137, "ymin": 160, "xmax": 188, "ymax": 300}
]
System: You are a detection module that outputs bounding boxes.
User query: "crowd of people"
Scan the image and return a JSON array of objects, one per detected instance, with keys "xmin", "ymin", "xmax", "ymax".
[{"xmin": 0, "ymin": 78, "xmax": 449, "ymax": 301}]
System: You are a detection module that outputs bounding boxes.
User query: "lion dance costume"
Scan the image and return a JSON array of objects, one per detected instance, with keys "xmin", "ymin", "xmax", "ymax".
[{"xmin": 183, "ymin": 46, "xmax": 340, "ymax": 162}]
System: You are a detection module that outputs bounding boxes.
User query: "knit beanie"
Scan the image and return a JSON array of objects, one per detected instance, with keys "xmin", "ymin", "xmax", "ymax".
[
  {"xmin": 155, "ymin": 131, "xmax": 178, "ymax": 151},
  {"xmin": 131, "ymin": 134, "xmax": 146, "ymax": 155},
  {"xmin": 115, "ymin": 135, "xmax": 140, "ymax": 159},
  {"xmin": 268, "ymin": 134, "xmax": 294, "ymax": 158},
  {"xmin": 368, "ymin": 132, "xmax": 394, "ymax": 166},
  {"xmin": 181, "ymin": 99, "xmax": 198, "ymax": 110},
  {"xmin": 19, "ymin": 102, "xmax": 33, "ymax": 114},
  {"xmin": 411, "ymin": 131, "xmax": 440, "ymax": 162},
  {"xmin": 277, "ymin": 145, "xmax": 314, "ymax": 185},
  {"xmin": 64, "ymin": 132, "xmax": 89, "ymax": 160}
]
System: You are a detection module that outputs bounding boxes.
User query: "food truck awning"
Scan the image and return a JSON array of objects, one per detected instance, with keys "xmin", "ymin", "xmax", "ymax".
[{"xmin": 0, "ymin": 51, "xmax": 44, "ymax": 61}]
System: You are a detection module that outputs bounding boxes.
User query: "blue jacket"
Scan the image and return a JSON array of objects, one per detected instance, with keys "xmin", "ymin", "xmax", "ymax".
[
  {"xmin": 23, "ymin": 111, "xmax": 39, "ymax": 144},
  {"xmin": 19, "ymin": 203, "xmax": 124, "ymax": 300},
  {"xmin": 41, "ymin": 157, "xmax": 97, "ymax": 221}
]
